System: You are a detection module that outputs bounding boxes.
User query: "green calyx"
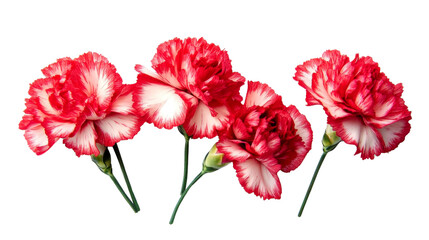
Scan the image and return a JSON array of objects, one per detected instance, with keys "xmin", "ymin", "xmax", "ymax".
[
  {"xmin": 202, "ymin": 144, "xmax": 229, "ymax": 173},
  {"xmin": 91, "ymin": 145, "xmax": 112, "ymax": 176},
  {"xmin": 322, "ymin": 124, "xmax": 342, "ymax": 153}
]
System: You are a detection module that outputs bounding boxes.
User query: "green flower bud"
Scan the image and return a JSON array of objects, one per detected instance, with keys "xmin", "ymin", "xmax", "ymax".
[
  {"xmin": 91, "ymin": 144, "xmax": 112, "ymax": 176},
  {"xmin": 202, "ymin": 144, "xmax": 229, "ymax": 173},
  {"xmin": 322, "ymin": 124, "xmax": 342, "ymax": 153}
]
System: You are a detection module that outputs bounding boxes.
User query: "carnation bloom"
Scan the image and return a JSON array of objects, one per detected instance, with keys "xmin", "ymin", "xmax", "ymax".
[
  {"xmin": 19, "ymin": 52, "xmax": 144, "ymax": 156},
  {"xmin": 19, "ymin": 52, "xmax": 142, "ymax": 212},
  {"xmin": 294, "ymin": 50, "xmax": 411, "ymax": 159},
  {"xmin": 217, "ymin": 81, "xmax": 313, "ymax": 199},
  {"xmin": 133, "ymin": 37, "xmax": 245, "ymax": 138},
  {"xmin": 294, "ymin": 50, "xmax": 412, "ymax": 217}
]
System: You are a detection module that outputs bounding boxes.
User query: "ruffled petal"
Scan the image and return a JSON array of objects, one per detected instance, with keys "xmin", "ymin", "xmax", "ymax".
[
  {"xmin": 133, "ymin": 73, "xmax": 195, "ymax": 129},
  {"xmin": 244, "ymin": 81, "xmax": 282, "ymax": 108},
  {"xmin": 234, "ymin": 157, "xmax": 282, "ymax": 200},
  {"xmin": 110, "ymin": 84, "xmax": 136, "ymax": 115},
  {"xmin": 329, "ymin": 116, "xmax": 383, "ymax": 159},
  {"xmin": 43, "ymin": 119, "xmax": 77, "ymax": 138},
  {"xmin": 63, "ymin": 121, "xmax": 98, "ymax": 156},
  {"xmin": 377, "ymin": 118, "xmax": 411, "ymax": 152},
  {"xmin": 68, "ymin": 52, "xmax": 122, "ymax": 112},
  {"xmin": 23, "ymin": 122, "xmax": 56, "ymax": 155},
  {"xmin": 216, "ymin": 138, "xmax": 252, "ymax": 163},
  {"xmin": 94, "ymin": 113, "xmax": 144, "ymax": 146},
  {"xmin": 41, "ymin": 57, "xmax": 73, "ymax": 79},
  {"xmin": 183, "ymin": 102, "xmax": 231, "ymax": 139},
  {"xmin": 279, "ymin": 105, "xmax": 313, "ymax": 172}
]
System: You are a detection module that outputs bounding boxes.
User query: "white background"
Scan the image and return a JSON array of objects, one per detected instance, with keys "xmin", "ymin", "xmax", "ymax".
[{"xmin": 1, "ymin": 0, "xmax": 428, "ymax": 239}]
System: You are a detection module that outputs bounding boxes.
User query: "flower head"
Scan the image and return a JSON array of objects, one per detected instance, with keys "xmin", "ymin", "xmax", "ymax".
[
  {"xmin": 216, "ymin": 81, "xmax": 313, "ymax": 200},
  {"xmin": 294, "ymin": 50, "xmax": 411, "ymax": 159},
  {"xmin": 19, "ymin": 52, "xmax": 144, "ymax": 156},
  {"xmin": 133, "ymin": 37, "xmax": 245, "ymax": 138}
]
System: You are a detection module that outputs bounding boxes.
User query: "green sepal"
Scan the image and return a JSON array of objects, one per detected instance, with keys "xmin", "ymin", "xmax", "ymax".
[
  {"xmin": 322, "ymin": 124, "xmax": 342, "ymax": 153},
  {"xmin": 91, "ymin": 147, "xmax": 112, "ymax": 176},
  {"xmin": 202, "ymin": 144, "xmax": 229, "ymax": 173}
]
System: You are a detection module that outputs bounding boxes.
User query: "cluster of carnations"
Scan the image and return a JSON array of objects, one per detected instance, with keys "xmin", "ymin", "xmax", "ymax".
[{"xmin": 19, "ymin": 38, "xmax": 411, "ymax": 223}]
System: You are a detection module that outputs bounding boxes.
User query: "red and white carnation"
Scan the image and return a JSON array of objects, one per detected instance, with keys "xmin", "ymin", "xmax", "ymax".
[
  {"xmin": 294, "ymin": 50, "xmax": 411, "ymax": 159},
  {"xmin": 217, "ymin": 81, "xmax": 313, "ymax": 200},
  {"xmin": 20, "ymin": 52, "xmax": 144, "ymax": 156},
  {"xmin": 133, "ymin": 37, "xmax": 245, "ymax": 139}
]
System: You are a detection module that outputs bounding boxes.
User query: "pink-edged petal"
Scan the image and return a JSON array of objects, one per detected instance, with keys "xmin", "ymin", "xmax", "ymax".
[
  {"xmin": 244, "ymin": 81, "xmax": 282, "ymax": 108},
  {"xmin": 41, "ymin": 57, "xmax": 73, "ymax": 79},
  {"xmin": 135, "ymin": 64, "xmax": 185, "ymax": 90},
  {"xmin": 69, "ymin": 53, "xmax": 122, "ymax": 112},
  {"xmin": 294, "ymin": 58, "xmax": 323, "ymax": 90},
  {"xmin": 216, "ymin": 139, "xmax": 252, "ymax": 163},
  {"xmin": 43, "ymin": 118, "xmax": 77, "ymax": 138},
  {"xmin": 234, "ymin": 157, "xmax": 282, "ymax": 200},
  {"xmin": 23, "ymin": 122, "xmax": 56, "ymax": 155},
  {"xmin": 63, "ymin": 121, "xmax": 99, "ymax": 156},
  {"xmin": 28, "ymin": 77, "xmax": 59, "ymax": 116},
  {"xmin": 94, "ymin": 113, "xmax": 144, "ymax": 146},
  {"xmin": 110, "ymin": 84, "xmax": 136, "ymax": 115},
  {"xmin": 377, "ymin": 118, "xmax": 411, "ymax": 152},
  {"xmin": 134, "ymin": 74, "xmax": 195, "ymax": 129},
  {"xmin": 312, "ymin": 65, "xmax": 351, "ymax": 118},
  {"xmin": 329, "ymin": 116, "xmax": 383, "ymax": 159},
  {"xmin": 183, "ymin": 102, "xmax": 231, "ymax": 139}
]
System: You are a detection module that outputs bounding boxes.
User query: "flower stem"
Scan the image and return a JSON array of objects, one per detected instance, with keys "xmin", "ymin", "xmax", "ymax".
[
  {"xmin": 170, "ymin": 171, "xmax": 206, "ymax": 224},
  {"xmin": 179, "ymin": 126, "xmax": 191, "ymax": 195},
  {"xmin": 298, "ymin": 151, "xmax": 328, "ymax": 217},
  {"xmin": 109, "ymin": 174, "xmax": 138, "ymax": 213},
  {"xmin": 112, "ymin": 143, "xmax": 140, "ymax": 212}
]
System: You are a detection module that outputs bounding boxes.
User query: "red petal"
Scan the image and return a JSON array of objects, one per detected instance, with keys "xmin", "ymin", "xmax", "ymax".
[
  {"xmin": 135, "ymin": 64, "xmax": 185, "ymax": 90},
  {"xmin": 234, "ymin": 157, "xmax": 282, "ymax": 200},
  {"xmin": 244, "ymin": 81, "xmax": 282, "ymax": 108},
  {"xmin": 377, "ymin": 118, "xmax": 411, "ymax": 152},
  {"xmin": 280, "ymin": 105, "xmax": 313, "ymax": 172},
  {"xmin": 110, "ymin": 84, "xmax": 136, "ymax": 115},
  {"xmin": 94, "ymin": 113, "xmax": 144, "ymax": 146},
  {"xmin": 63, "ymin": 121, "xmax": 99, "ymax": 156},
  {"xmin": 43, "ymin": 119, "xmax": 77, "ymax": 138},
  {"xmin": 183, "ymin": 103, "xmax": 231, "ymax": 139},
  {"xmin": 133, "ymin": 73, "xmax": 195, "ymax": 129},
  {"xmin": 216, "ymin": 139, "xmax": 252, "ymax": 163},
  {"xmin": 68, "ymin": 52, "xmax": 122, "ymax": 113},
  {"xmin": 23, "ymin": 122, "xmax": 56, "ymax": 155},
  {"xmin": 329, "ymin": 116, "xmax": 383, "ymax": 159},
  {"xmin": 41, "ymin": 57, "xmax": 73, "ymax": 78}
]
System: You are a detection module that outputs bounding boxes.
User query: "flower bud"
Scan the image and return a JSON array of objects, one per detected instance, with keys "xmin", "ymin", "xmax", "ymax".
[
  {"xmin": 322, "ymin": 124, "xmax": 342, "ymax": 153},
  {"xmin": 91, "ymin": 144, "xmax": 112, "ymax": 176},
  {"xmin": 202, "ymin": 144, "xmax": 229, "ymax": 173}
]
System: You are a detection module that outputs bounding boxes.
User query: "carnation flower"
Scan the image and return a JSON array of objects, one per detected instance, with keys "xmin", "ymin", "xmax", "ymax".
[{"xmin": 294, "ymin": 50, "xmax": 412, "ymax": 216}]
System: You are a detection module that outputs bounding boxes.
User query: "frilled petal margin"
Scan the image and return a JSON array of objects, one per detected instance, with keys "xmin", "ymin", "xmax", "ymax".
[
  {"xmin": 183, "ymin": 103, "xmax": 230, "ymax": 139},
  {"xmin": 216, "ymin": 139, "xmax": 252, "ymax": 163},
  {"xmin": 94, "ymin": 113, "xmax": 143, "ymax": 147},
  {"xmin": 133, "ymin": 73, "xmax": 196, "ymax": 129},
  {"xmin": 23, "ymin": 122, "xmax": 56, "ymax": 155},
  {"xmin": 233, "ymin": 157, "xmax": 282, "ymax": 200},
  {"xmin": 244, "ymin": 81, "xmax": 282, "ymax": 108},
  {"xmin": 63, "ymin": 121, "xmax": 99, "ymax": 156}
]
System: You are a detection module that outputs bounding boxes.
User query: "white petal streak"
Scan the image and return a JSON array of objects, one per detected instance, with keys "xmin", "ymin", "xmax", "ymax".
[
  {"xmin": 234, "ymin": 158, "xmax": 281, "ymax": 200},
  {"xmin": 245, "ymin": 81, "xmax": 280, "ymax": 108},
  {"xmin": 184, "ymin": 103, "xmax": 230, "ymax": 139},
  {"xmin": 63, "ymin": 121, "xmax": 98, "ymax": 156},
  {"xmin": 135, "ymin": 80, "xmax": 188, "ymax": 129},
  {"xmin": 378, "ymin": 119, "xmax": 410, "ymax": 151},
  {"xmin": 24, "ymin": 122, "xmax": 53, "ymax": 155},
  {"xmin": 94, "ymin": 113, "xmax": 141, "ymax": 146},
  {"xmin": 216, "ymin": 139, "xmax": 251, "ymax": 162}
]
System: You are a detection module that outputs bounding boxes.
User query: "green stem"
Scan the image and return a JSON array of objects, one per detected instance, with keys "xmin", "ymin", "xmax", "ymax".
[
  {"xmin": 112, "ymin": 143, "xmax": 140, "ymax": 212},
  {"xmin": 180, "ymin": 128, "xmax": 190, "ymax": 195},
  {"xmin": 109, "ymin": 174, "xmax": 138, "ymax": 213},
  {"xmin": 170, "ymin": 171, "xmax": 206, "ymax": 224},
  {"xmin": 298, "ymin": 151, "xmax": 328, "ymax": 217}
]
